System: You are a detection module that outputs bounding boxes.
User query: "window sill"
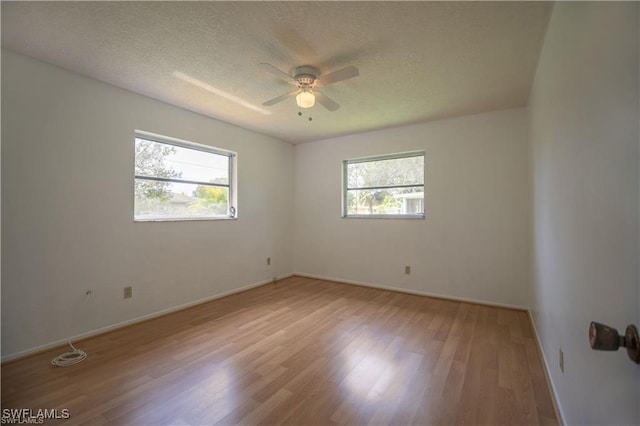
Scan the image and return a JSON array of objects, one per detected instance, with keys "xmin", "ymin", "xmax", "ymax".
[
  {"xmin": 341, "ymin": 214, "xmax": 425, "ymax": 220},
  {"xmin": 134, "ymin": 216, "xmax": 237, "ymax": 222}
]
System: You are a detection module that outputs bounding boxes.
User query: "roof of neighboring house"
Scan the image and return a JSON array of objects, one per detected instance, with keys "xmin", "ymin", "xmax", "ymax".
[
  {"xmin": 169, "ymin": 193, "xmax": 198, "ymax": 205},
  {"xmin": 394, "ymin": 192, "xmax": 424, "ymax": 200}
]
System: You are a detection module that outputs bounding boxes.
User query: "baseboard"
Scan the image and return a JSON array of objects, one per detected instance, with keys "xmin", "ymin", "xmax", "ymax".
[
  {"xmin": 293, "ymin": 272, "xmax": 528, "ymax": 311},
  {"xmin": 1, "ymin": 273, "xmax": 294, "ymax": 364},
  {"xmin": 527, "ymin": 310, "xmax": 567, "ymax": 425}
]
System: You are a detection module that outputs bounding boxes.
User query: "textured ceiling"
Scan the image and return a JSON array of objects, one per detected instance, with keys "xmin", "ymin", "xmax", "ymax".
[{"xmin": 1, "ymin": 2, "xmax": 552, "ymax": 144}]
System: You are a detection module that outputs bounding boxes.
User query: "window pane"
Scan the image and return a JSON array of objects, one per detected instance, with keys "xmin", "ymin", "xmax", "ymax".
[
  {"xmin": 347, "ymin": 155, "xmax": 423, "ymax": 189},
  {"xmin": 135, "ymin": 138, "xmax": 229, "ymax": 185},
  {"xmin": 346, "ymin": 187, "xmax": 424, "ymax": 215},
  {"xmin": 135, "ymin": 180, "xmax": 229, "ymax": 219}
]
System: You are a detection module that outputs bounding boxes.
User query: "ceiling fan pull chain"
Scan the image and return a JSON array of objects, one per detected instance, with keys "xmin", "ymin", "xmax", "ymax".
[{"xmin": 296, "ymin": 111, "xmax": 313, "ymax": 122}]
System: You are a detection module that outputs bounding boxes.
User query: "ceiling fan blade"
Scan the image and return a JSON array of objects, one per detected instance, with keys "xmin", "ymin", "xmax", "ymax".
[
  {"xmin": 314, "ymin": 91, "xmax": 340, "ymax": 111},
  {"xmin": 259, "ymin": 63, "xmax": 297, "ymax": 85},
  {"xmin": 317, "ymin": 65, "xmax": 359, "ymax": 86},
  {"xmin": 262, "ymin": 91, "xmax": 298, "ymax": 106}
]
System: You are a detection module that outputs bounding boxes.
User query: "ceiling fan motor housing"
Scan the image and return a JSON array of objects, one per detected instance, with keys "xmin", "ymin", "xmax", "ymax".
[{"xmin": 294, "ymin": 66, "xmax": 319, "ymax": 89}]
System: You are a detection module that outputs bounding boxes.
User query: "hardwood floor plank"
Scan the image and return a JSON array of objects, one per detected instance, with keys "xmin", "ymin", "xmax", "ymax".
[{"xmin": 1, "ymin": 276, "xmax": 559, "ymax": 425}]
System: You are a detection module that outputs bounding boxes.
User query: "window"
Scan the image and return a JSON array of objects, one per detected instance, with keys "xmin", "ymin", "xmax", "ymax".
[
  {"xmin": 343, "ymin": 151, "xmax": 425, "ymax": 218},
  {"xmin": 134, "ymin": 131, "xmax": 236, "ymax": 221}
]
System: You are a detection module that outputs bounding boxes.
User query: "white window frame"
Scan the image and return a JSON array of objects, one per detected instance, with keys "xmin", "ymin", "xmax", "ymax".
[
  {"xmin": 342, "ymin": 151, "xmax": 425, "ymax": 219},
  {"xmin": 134, "ymin": 130, "xmax": 237, "ymax": 222}
]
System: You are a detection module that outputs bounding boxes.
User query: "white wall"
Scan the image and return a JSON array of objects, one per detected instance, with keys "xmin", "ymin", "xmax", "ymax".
[
  {"xmin": 529, "ymin": 3, "xmax": 639, "ymax": 425},
  {"xmin": 293, "ymin": 108, "xmax": 530, "ymax": 308},
  {"xmin": 1, "ymin": 49, "xmax": 294, "ymax": 359}
]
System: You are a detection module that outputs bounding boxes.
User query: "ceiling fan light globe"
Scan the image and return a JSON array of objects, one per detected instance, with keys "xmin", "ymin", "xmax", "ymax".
[{"xmin": 296, "ymin": 91, "xmax": 315, "ymax": 108}]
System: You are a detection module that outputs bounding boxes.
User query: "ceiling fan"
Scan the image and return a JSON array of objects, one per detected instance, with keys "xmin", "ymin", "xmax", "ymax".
[{"xmin": 259, "ymin": 63, "xmax": 359, "ymax": 111}]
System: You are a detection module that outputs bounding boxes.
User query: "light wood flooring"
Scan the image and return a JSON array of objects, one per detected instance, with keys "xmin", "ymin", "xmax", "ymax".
[{"xmin": 1, "ymin": 276, "xmax": 559, "ymax": 425}]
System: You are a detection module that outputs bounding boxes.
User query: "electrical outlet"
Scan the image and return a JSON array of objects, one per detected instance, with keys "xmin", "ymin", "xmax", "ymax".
[
  {"xmin": 559, "ymin": 348, "xmax": 564, "ymax": 373},
  {"xmin": 124, "ymin": 286, "xmax": 132, "ymax": 299},
  {"xmin": 267, "ymin": 257, "xmax": 271, "ymax": 266},
  {"xmin": 405, "ymin": 265, "xmax": 411, "ymax": 275}
]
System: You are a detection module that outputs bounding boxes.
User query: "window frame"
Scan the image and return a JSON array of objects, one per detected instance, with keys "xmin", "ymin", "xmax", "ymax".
[
  {"xmin": 342, "ymin": 151, "xmax": 425, "ymax": 219},
  {"xmin": 134, "ymin": 130, "xmax": 237, "ymax": 222}
]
